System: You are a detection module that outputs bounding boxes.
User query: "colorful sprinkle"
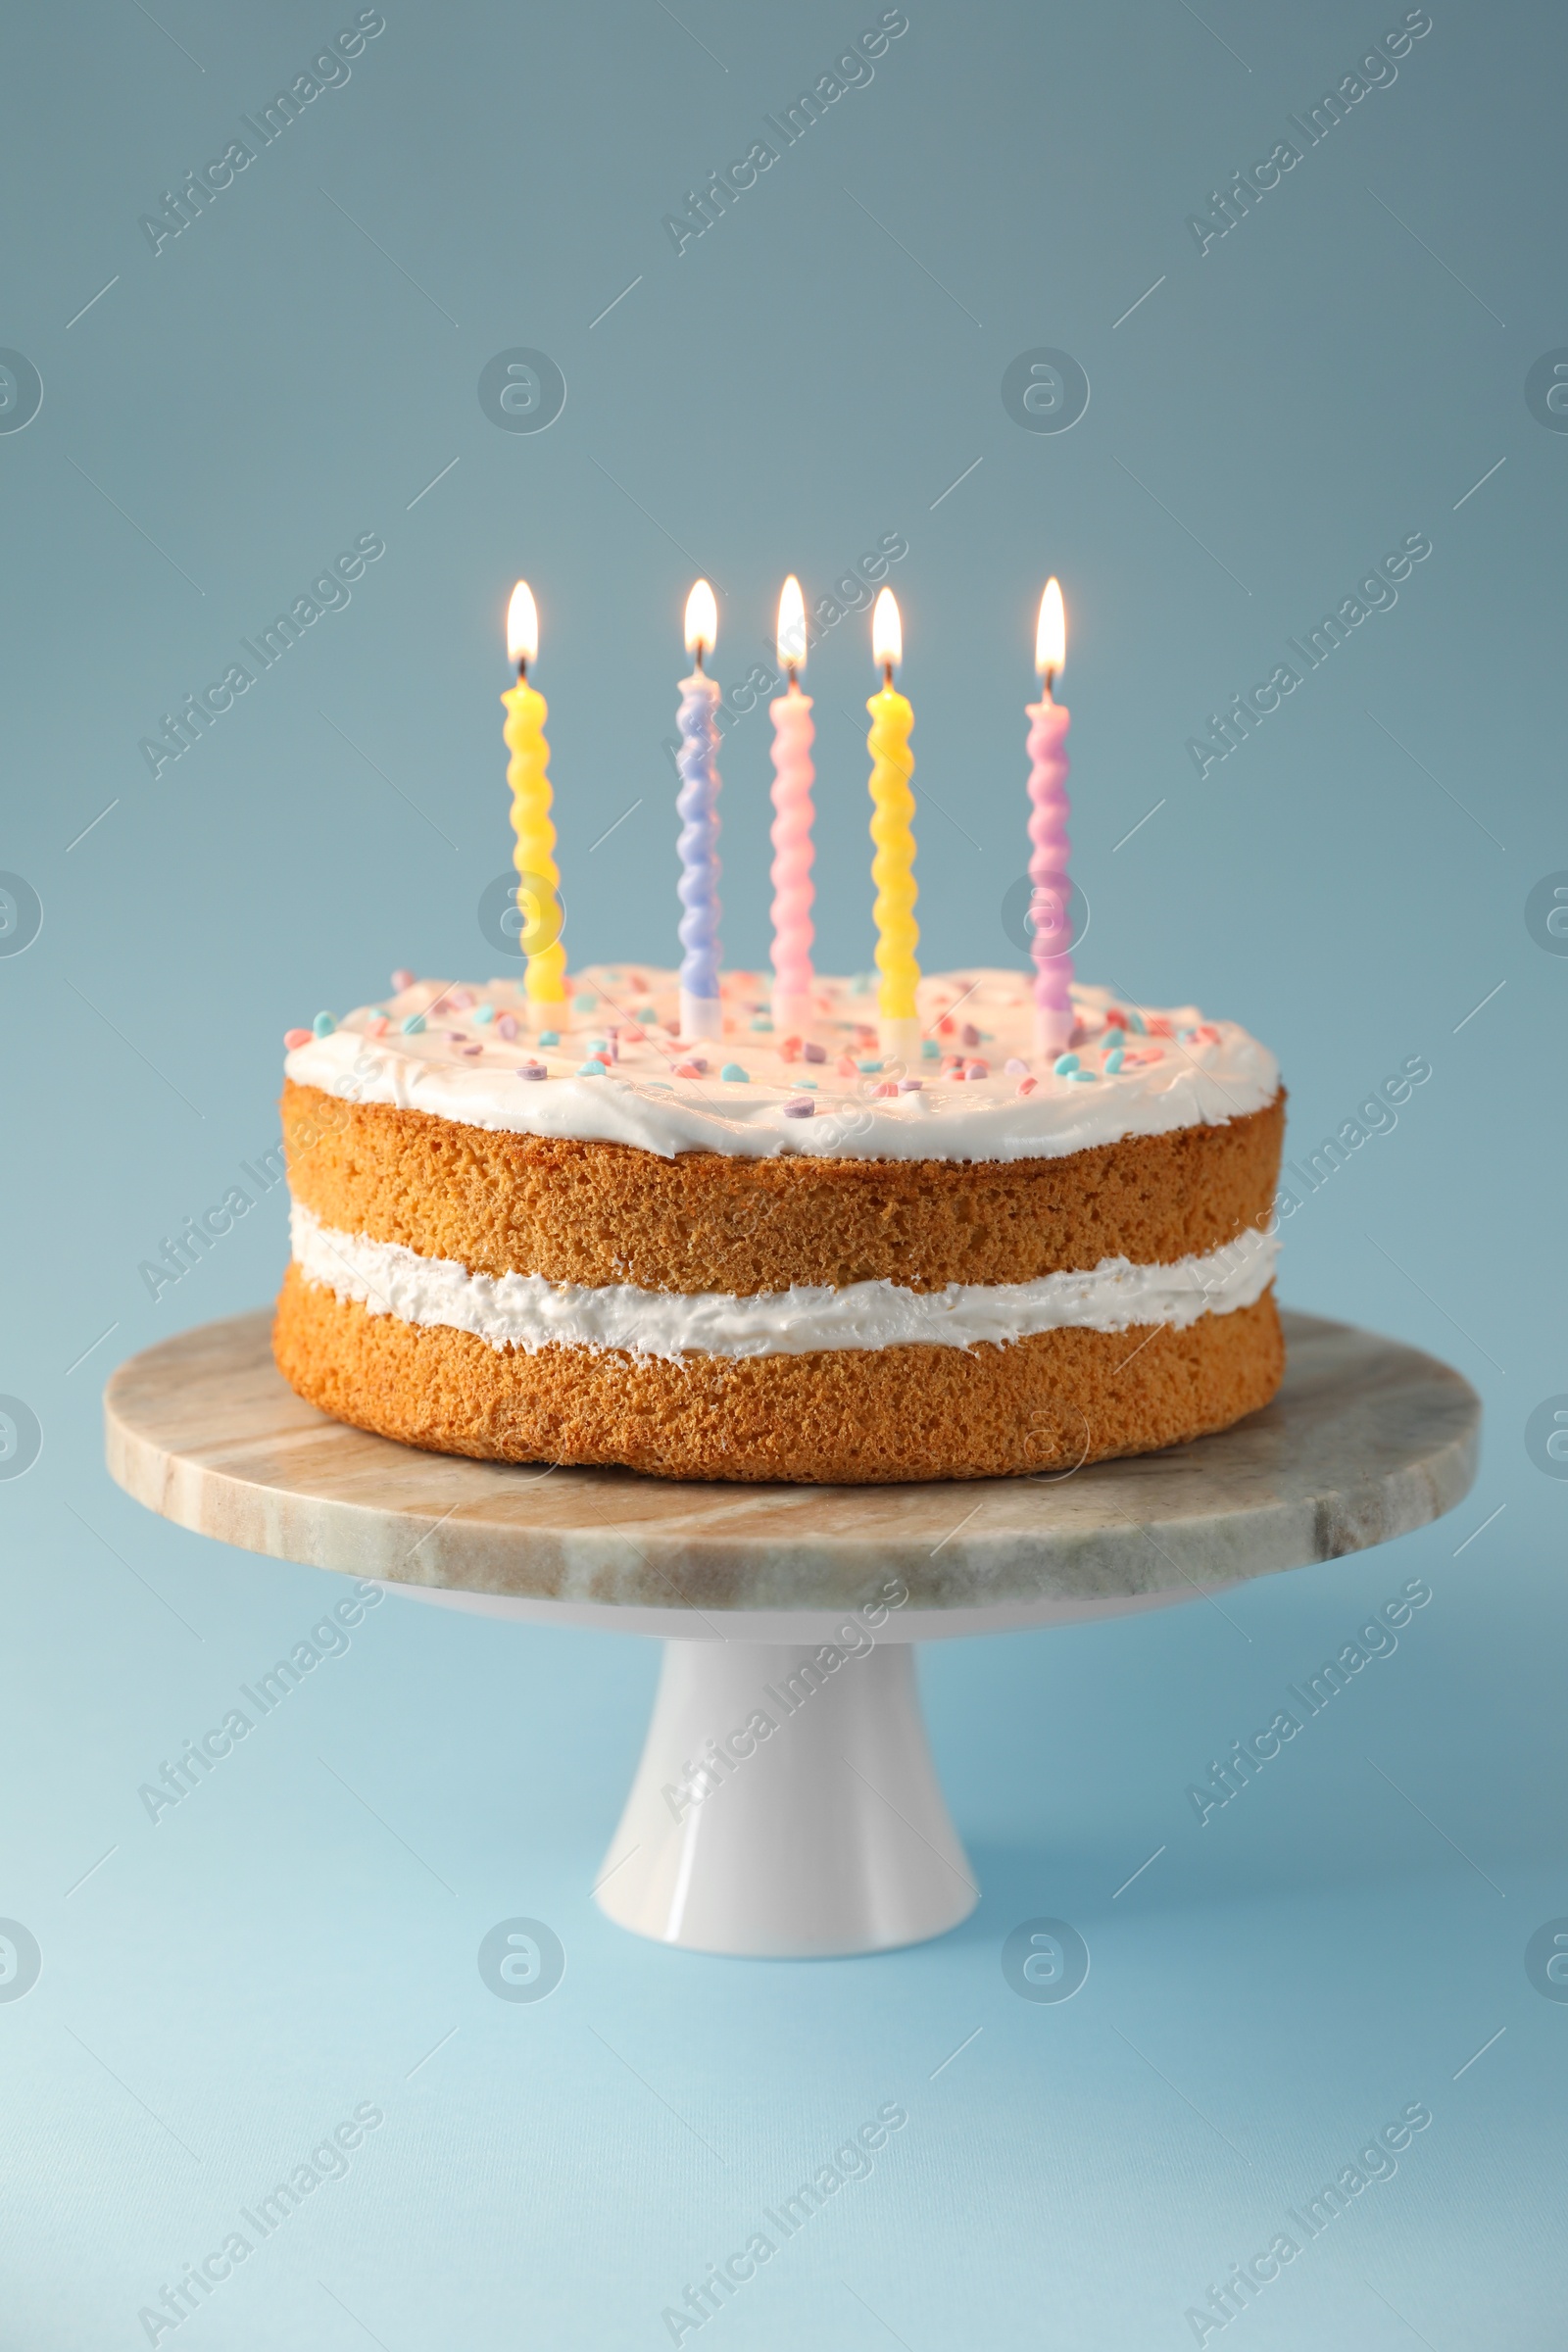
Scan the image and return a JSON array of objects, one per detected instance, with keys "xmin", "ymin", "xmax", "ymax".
[
  {"xmin": 783, "ymin": 1098, "xmax": 814, "ymax": 1118},
  {"xmin": 284, "ymin": 1027, "xmax": 312, "ymax": 1050},
  {"xmin": 720, "ymin": 1062, "xmax": 750, "ymax": 1082},
  {"xmin": 921, "ymin": 1037, "xmax": 940, "ymax": 1059},
  {"xmin": 1015, "ymin": 1076, "xmax": 1038, "ymax": 1097},
  {"xmin": 1004, "ymin": 1057, "xmax": 1029, "ymax": 1076},
  {"xmin": 576, "ymin": 1060, "xmax": 606, "ymax": 1077},
  {"xmin": 802, "ymin": 1040, "xmax": 827, "ymax": 1063},
  {"xmin": 538, "ymin": 1030, "xmax": 560, "ymax": 1047},
  {"xmin": 401, "ymin": 1013, "xmax": 425, "ymax": 1034},
  {"xmin": 1104, "ymin": 1047, "xmax": 1125, "ymax": 1074},
  {"xmin": 1054, "ymin": 1053, "xmax": 1079, "ymax": 1075},
  {"xmin": 1068, "ymin": 1068, "xmax": 1099, "ymax": 1083},
  {"xmin": 750, "ymin": 1015, "xmax": 773, "ymax": 1032},
  {"xmin": 959, "ymin": 1022, "xmax": 980, "ymax": 1048},
  {"xmin": 898, "ymin": 1077, "xmax": 923, "ymax": 1093},
  {"xmin": 460, "ymin": 1045, "xmax": 483, "ymax": 1057},
  {"xmin": 366, "ymin": 1015, "xmax": 389, "ymax": 1039},
  {"xmin": 572, "ymin": 994, "xmax": 597, "ymax": 1013},
  {"xmin": 312, "ymin": 1011, "xmax": 336, "ymax": 1037},
  {"xmin": 1127, "ymin": 1009, "xmax": 1148, "ymax": 1034},
  {"xmin": 496, "ymin": 1013, "xmax": 518, "ymax": 1040},
  {"xmin": 473, "ymin": 1004, "xmax": 495, "ymax": 1025},
  {"xmin": 871, "ymin": 1080, "xmax": 898, "ymax": 1098},
  {"xmin": 963, "ymin": 1059, "xmax": 988, "ymax": 1080},
  {"xmin": 857, "ymin": 1057, "xmax": 882, "ymax": 1074},
  {"xmin": 517, "ymin": 1063, "xmax": 546, "ymax": 1082},
  {"xmin": 390, "ymin": 968, "xmax": 414, "ymax": 992},
  {"xmin": 794, "ymin": 1078, "xmax": 818, "ymax": 1089}
]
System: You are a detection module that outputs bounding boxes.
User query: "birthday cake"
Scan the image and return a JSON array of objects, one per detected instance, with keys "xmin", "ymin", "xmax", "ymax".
[{"xmin": 272, "ymin": 965, "xmax": 1286, "ymax": 1484}]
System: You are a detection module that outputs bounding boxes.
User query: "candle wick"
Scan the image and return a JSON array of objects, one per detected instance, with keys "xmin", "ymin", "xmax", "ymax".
[
  {"xmin": 516, "ymin": 658, "xmax": 528, "ymax": 682},
  {"xmin": 882, "ymin": 662, "xmax": 894, "ymax": 689},
  {"xmin": 785, "ymin": 663, "xmax": 797, "ymax": 689},
  {"xmin": 693, "ymin": 645, "xmax": 705, "ymax": 675},
  {"xmin": 1042, "ymin": 667, "xmax": 1056, "ymax": 702}
]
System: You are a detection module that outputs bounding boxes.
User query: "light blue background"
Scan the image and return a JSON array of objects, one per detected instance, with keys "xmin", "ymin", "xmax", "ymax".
[{"xmin": 2, "ymin": 0, "xmax": 1563, "ymax": 2343}]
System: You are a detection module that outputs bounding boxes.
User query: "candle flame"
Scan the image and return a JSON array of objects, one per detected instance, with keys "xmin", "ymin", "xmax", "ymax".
[
  {"xmin": 871, "ymin": 586, "xmax": 902, "ymax": 670},
  {"xmin": 506, "ymin": 580, "xmax": 538, "ymax": 666},
  {"xmin": 1036, "ymin": 577, "xmax": 1065, "ymax": 678},
  {"xmin": 777, "ymin": 574, "xmax": 807, "ymax": 673},
  {"xmin": 684, "ymin": 578, "xmax": 718, "ymax": 658}
]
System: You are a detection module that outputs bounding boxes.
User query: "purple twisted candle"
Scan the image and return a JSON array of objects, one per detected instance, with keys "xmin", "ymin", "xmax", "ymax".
[
  {"xmin": 676, "ymin": 665, "xmax": 722, "ymax": 1040},
  {"xmin": 1026, "ymin": 688, "xmax": 1073, "ymax": 1057}
]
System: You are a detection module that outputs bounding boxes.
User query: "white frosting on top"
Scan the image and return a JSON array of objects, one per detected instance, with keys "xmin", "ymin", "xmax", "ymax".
[
  {"xmin": 284, "ymin": 966, "xmax": 1278, "ymax": 1165},
  {"xmin": 292, "ymin": 1202, "xmax": 1278, "ymax": 1361}
]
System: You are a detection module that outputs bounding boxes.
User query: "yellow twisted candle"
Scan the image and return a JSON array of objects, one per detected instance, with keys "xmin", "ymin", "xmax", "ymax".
[
  {"xmin": 866, "ymin": 588, "xmax": 919, "ymax": 1054},
  {"xmin": 503, "ymin": 581, "xmax": 565, "ymax": 1009}
]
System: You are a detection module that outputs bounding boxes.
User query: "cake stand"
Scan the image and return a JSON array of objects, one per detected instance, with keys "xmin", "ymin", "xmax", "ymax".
[{"xmin": 104, "ymin": 1308, "xmax": 1480, "ymax": 1959}]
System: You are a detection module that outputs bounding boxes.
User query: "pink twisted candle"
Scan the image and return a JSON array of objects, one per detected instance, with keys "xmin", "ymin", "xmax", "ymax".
[
  {"xmin": 768, "ymin": 680, "xmax": 815, "ymax": 1034},
  {"xmin": 1027, "ymin": 687, "xmax": 1074, "ymax": 1057}
]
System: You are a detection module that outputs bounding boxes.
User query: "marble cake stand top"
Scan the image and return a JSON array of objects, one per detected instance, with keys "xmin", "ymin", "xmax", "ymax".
[{"xmin": 103, "ymin": 1307, "xmax": 1481, "ymax": 1642}]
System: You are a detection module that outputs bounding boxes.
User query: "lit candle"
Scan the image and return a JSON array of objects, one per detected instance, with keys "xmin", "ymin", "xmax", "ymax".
[
  {"xmin": 866, "ymin": 587, "xmax": 920, "ymax": 1062},
  {"xmin": 502, "ymin": 580, "xmax": 565, "ymax": 1019},
  {"xmin": 768, "ymin": 574, "xmax": 815, "ymax": 1037},
  {"xmin": 677, "ymin": 578, "xmax": 722, "ymax": 1042},
  {"xmin": 1027, "ymin": 577, "xmax": 1073, "ymax": 1058}
]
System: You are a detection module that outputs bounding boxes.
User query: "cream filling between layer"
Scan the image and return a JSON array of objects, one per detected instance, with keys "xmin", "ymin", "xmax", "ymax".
[{"xmin": 291, "ymin": 1202, "xmax": 1278, "ymax": 1362}]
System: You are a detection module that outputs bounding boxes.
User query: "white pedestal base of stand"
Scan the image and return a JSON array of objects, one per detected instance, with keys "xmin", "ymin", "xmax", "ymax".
[{"xmin": 595, "ymin": 1642, "xmax": 977, "ymax": 1957}]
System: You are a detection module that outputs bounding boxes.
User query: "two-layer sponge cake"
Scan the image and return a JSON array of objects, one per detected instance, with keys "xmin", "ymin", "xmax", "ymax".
[{"xmin": 274, "ymin": 965, "xmax": 1286, "ymax": 1484}]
